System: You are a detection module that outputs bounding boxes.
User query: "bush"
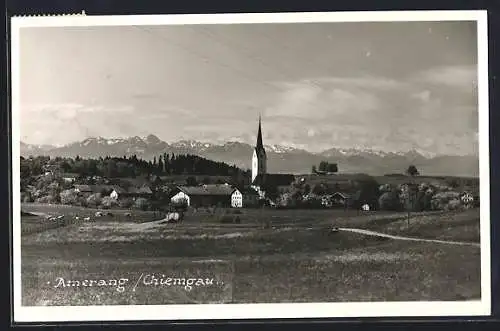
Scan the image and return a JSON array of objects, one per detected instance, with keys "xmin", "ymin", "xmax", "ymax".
[
  {"xmin": 431, "ymin": 191, "xmax": 461, "ymax": 210},
  {"xmin": 60, "ymin": 189, "xmax": 78, "ymax": 205},
  {"xmin": 119, "ymin": 198, "xmax": 134, "ymax": 209},
  {"xmin": 445, "ymin": 199, "xmax": 462, "ymax": 211},
  {"xmin": 101, "ymin": 196, "xmax": 119, "ymax": 209},
  {"xmin": 86, "ymin": 193, "xmax": 102, "ymax": 208},
  {"xmin": 36, "ymin": 195, "xmax": 57, "ymax": 204},
  {"xmin": 21, "ymin": 191, "xmax": 33, "ymax": 203},
  {"xmin": 378, "ymin": 191, "xmax": 402, "ymax": 211}
]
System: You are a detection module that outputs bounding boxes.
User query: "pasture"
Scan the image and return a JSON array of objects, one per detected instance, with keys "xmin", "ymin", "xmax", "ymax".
[{"xmin": 20, "ymin": 204, "xmax": 481, "ymax": 305}]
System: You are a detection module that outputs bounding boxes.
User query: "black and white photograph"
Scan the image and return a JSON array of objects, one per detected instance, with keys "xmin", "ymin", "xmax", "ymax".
[{"xmin": 11, "ymin": 11, "xmax": 490, "ymax": 322}]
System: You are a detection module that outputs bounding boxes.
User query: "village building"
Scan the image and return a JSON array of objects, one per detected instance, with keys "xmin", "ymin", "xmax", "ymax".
[
  {"xmin": 171, "ymin": 184, "xmax": 239, "ymax": 208},
  {"xmin": 240, "ymin": 187, "xmax": 260, "ymax": 207},
  {"xmin": 109, "ymin": 184, "xmax": 153, "ymax": 200},
  {"xmin": 73, "ymin": 184, "xmax": 114, "ymax": 197},
  {"xmin": 250, "ymin": 116, "xmax": 295, "ymax": 199}
]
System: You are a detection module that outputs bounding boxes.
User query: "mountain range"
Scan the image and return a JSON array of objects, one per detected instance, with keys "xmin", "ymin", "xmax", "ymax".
[{"xmin": 20, "ymin": 135, "xmax": 479, "ymax": 177}]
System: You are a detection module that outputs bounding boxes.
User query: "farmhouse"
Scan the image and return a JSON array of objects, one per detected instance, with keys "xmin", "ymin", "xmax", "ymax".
[
  {"xmin": 74, "ymin": 184, "xmax": 115, "ymax": 196},
  {"xmin": 109, "ymin": 184, "xmax": 153, "ymax": 200},
  {"xmin": 171, "ymin": 184, "xmax": 242, "ymax": 208},
  {"xmin": 241, "ymin": 187, "xmax": 260, "ymax": 207}
]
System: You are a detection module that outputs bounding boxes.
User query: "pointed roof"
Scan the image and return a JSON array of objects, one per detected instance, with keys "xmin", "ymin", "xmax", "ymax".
[{"xmin": 255, "ymin": 114, "xmax": 265, "ymax": 154}]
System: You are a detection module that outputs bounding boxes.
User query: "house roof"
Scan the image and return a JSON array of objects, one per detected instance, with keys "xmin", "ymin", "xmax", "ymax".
[
  {"xmin": 125, "ymin": 185, "xmax": 153, "ymax": 195},
  {"xmin": 138, "ymin": 185, "xmax": 153, "ymax": 194},
  {"xmin": 252, "ymin": 174, "xmax": 295, "ymax": 187},
  {"xmin": 240, "ymin": 187, "xmax": 259, "ymax": 196},
  {"xmin": 74, "ymin": 184, "xmax": 114, "ymax": 193},
  {"xmin": 61, "ymin": 173, "xmax": 80, "ymax": 178},
  {"xmin": 178, "ymin": 184, "xmax": 236, "ymax": 196},
  {"xmin": 331, "ymin": 192, "xmax": 353, "ymax": 199},
  {"xmin": 74, "ymin": 184, "xmax": 92, "ymax": 192},
  {"xmin": 111, "ymin": 186, "xmax": 127, "ymax": 194}
]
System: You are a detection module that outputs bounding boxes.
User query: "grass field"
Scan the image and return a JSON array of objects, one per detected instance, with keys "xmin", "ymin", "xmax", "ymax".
[{"xmin": 19, "ymin": 204, "xmax": 481, "ymax": 305}]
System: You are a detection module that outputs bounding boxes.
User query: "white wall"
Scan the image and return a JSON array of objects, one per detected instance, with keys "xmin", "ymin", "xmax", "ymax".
[
  {"xmin": 231, "ymin": 190, "xmax": 243, "ymax": 208},
  {"xmin": 171, "ymin": 191, "xmax": 190, "ymax": 206}
]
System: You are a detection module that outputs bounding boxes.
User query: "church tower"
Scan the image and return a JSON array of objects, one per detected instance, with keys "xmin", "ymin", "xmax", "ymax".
[{"xmin": 251, "ymin": 115, "xmax": 267, "ymax": 183}]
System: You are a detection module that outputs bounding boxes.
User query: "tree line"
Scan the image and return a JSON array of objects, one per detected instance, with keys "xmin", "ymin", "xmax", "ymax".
[{"xmin": 20, "ymin": 154, "xmax": 250, "ymax": 180}]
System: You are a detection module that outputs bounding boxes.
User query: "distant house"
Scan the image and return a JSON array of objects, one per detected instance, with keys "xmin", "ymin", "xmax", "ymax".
[
  {"xmin": 230, "ymin": 187, "xmax": 260, "ymax": 208},
  {"xmin": 61, "ymin": 173, "xmax": 80, "ymax": 183},
  {"xmin": 73, "ymin": 184, "xmax": 93, "ymax": 194},
  {"xmin": 241, "ymin": 187, "xmax": 260, "ymax": 207},
  {"xmin": 330, "ymin": 192, "xmax": 353, "ymax": 208},
  {"xmin": 171, "ymin": 184, "xmax": 237, "ymax": 208},
  {"xmin": 109, "ymin": 186, "xmax": 127, "ymax": 200},
  {"xmin": 231, "ymin": 189, "xmax": 243, "ymax": 208},
  {"xmin": 112, "ymin": 184, "xmax": 153, "ymax": 200},
  {"xmin": 74, "ymin": 184, "xmax": 114, "ymax": 196}
]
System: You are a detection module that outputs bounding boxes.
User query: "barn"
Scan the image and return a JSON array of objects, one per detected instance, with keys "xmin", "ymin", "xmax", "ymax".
[{"xmin": 171, "ymin": 184, "xmax": 239, "ymax": 208}]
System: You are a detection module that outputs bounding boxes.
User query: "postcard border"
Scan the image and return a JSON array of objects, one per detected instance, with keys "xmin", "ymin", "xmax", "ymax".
[{"xmin": 10, "ymin": 10, "xmax": 491, "ymax": 322}]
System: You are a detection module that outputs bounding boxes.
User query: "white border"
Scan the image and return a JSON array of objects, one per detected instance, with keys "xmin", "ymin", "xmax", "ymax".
[{"xmin": 11, "ymin": 10, "xmax": 490, "ymax": 322}]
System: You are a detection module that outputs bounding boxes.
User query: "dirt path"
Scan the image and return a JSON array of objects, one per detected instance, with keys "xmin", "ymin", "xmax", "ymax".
[{"xmin": 337, "ymin": 228, "xmax": 480, "ymax": 247}]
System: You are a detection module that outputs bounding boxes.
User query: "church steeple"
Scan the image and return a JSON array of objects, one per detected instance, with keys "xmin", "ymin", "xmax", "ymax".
[
  {"xmin": 252, "ymin": 114, "xmax": 267, "ymax": 183},
  {"xmin": 256, "ymin": 114, "xmax": 265, "ymax": 153}
]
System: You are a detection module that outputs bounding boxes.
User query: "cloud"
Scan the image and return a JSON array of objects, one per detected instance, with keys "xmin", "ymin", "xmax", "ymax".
[
  {"xmin": 314, "ymin": 76, "xmax": 405, "ymax": 90},
  {"xmin": 20, "ymin": 103, "xmax": 136, "ymax": 145},
  {"xmin": 257, "ymin": 71, "xmax": 479, "ymax": 154},
  {"xmin": 411, "ymin": 90, "xmax": 431, "ymax": 103},
  {"xmin": 413, "ymin": 65, "xmax": 477, "ymax": 90},
  {"xmin": 265, "ymin": 79, "xmax": 382, "ymax": 122}
]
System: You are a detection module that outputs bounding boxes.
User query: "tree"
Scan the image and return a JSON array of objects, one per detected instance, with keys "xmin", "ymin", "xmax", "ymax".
[
  {"xmin": 406, "ymin": 165, "xmax": 420, "ymax": 177},
  {"xmin": 311, "ymin": 165, "xmax": 317, "ymax": 174},
  {"xmin": 60, "ymin": 189, "xmax": 78, "ymax": 205},
  {"xmin": 101, "ymin": 196, "xmax": 119, "ymax": 209},
  {"xmin": 186, "ymin": 176, "xmax": 198, "ymax": 186},
  {"xmin": 87, "ymin": 193, "xmax": 102, "ymax": 208},
  {"xmin": 119, "ymin": 198, "xmax": 134, "ymax": 209},
  {"xmin": 378, "ymin": 190, "xmax": 402, "ymax": 211},
  {"xmin": 327, "ymin": 163, "xmax": 338, "ymax": 173}
]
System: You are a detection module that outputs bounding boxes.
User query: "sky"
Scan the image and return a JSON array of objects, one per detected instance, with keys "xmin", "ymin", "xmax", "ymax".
[{"xmin": 19, "ymin": 20, "xmax": 479, "ymax": 155}]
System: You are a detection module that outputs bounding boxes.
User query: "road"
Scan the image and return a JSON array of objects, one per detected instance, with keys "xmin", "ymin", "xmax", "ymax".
[{"xmin": 337, "ymin": 227, "xmax": 480, "ymax": 247}]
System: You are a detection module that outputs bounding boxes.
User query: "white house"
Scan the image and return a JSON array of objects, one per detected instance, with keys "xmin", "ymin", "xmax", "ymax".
[
  {"xmin": 171, "ymin": 190, "xmax": 191, "ymax": 206},
  {"xmin": 231, "ymin": 189, "xmax": 243, "ymax": 208}
]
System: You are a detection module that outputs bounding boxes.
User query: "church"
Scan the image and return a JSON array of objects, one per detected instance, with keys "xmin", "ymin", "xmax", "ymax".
[{"xmin": 250, "ymin": 116, "xmax": 295, "ymax": 199}]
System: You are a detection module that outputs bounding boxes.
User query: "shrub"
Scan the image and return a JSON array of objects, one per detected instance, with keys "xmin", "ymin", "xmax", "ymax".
[
  {"xmin": 445, "ymin": 199, "xmax": 462, "ymax": 211},
  {"xmin": 60, "ymin": 189, "xmax": 78, "ymax": 205},
  {"xmin": 36, "ymin": 195, "xmax": 56, "ymax": 204},
  {"xmin": 431, "ymin": 191, "xmax": 461, "ymax": 210},
  {"xmin": 101, "ymin": 196, "xmax": 119, "ymax": 209},
  {"xmin": 86, "ymin": 193, "xmax": 102, "ymax": 208},
  {"xmin": 378, "ymin": 191, "xmax": 402, "ymax": 211},
  {"xmin": 119, "ymin": 198, "xmax": 134, "ymax": 209}
]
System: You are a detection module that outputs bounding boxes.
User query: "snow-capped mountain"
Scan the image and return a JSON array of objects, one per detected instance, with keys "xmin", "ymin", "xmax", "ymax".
[{"xmin": 19, "ymin": 135, "xmax": 479, "ymax": 177}]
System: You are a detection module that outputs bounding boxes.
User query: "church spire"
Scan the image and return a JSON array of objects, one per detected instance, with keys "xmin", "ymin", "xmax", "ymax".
[{"xmin": 256, "ymin": 114, "xmax": 264, "ymax": 151}]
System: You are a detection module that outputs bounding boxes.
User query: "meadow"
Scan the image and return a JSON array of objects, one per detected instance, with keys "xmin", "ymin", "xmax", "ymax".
[{"xmin": 20, "ymin": 204, "xmax": 481, "ymax": 305}]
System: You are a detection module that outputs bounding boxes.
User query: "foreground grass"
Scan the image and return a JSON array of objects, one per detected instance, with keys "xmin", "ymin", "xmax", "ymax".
[
  {"xmin": 19, "ymin": 207, "xmax": 481, "ymax": 305},
  {"xmin": 363, "ymin": 208, "xmax": 480, "ymax": 243},
  {"xmin": 21, "ymin": 222, "xmax": 480, "ymax": 305},
  {"xmin": 21, "ymin": 240, "xmax": 480, "ymax": 305}
]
